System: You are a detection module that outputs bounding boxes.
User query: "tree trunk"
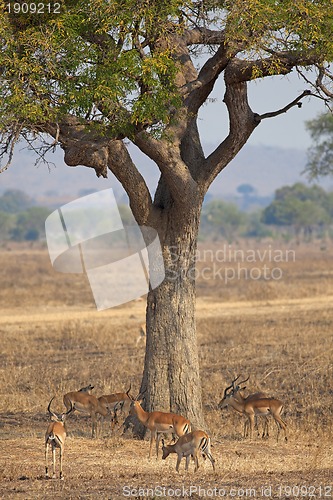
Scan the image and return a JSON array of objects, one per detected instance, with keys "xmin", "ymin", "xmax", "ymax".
[{"xmin": 134, "ymin": 201, "xmax": 205, "ymax": 435}]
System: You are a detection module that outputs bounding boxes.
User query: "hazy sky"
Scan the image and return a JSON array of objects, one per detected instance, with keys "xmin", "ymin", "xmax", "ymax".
[{"xmin": 198, "ymin": 69, "xmax": 325, "ymax": 150}]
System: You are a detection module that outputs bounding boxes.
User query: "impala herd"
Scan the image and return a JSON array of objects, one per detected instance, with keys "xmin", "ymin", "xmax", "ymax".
[{"xmin": 44, "ymin": 375, "xmax": 288, "ymax": 479}]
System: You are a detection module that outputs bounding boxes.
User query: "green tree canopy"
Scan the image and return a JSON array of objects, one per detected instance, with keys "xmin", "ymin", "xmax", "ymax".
[
  {"xmin": 10, "ymin": 206, "xmax": 51, "ymax": 241},
  {"xmin": 262, "ymin": 183, "xmax": 331, "ymax": 227},
  {"xmin": 237, "ymin": 184, "xmax": 255, "ymax": 196},
  {"xmin": 202, "ymin": 199, "xmax": 246, "ymax": 240},
  {"xmin": 306, "ymin": 113, "xmax": 333, "ymax": 178},
  {"xmin": 0, "ymin": 211, "xmax": 14, "ymax": 239},
  {"xmin": 1, "ymin": 0, "xmax": 333, "ymax": 173},
  {"xmin": 0, "ymin": 189, "xmax": 35, "ymax": 213}
]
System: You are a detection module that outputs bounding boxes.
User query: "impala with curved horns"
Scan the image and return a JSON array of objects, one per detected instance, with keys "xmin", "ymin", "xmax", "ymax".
[
  {"xmin": 225, "ymin": 375, "xmax": 270, "ymax": 438},
  {"xmin": 129, "ymin": 392, "xmax": 191, "ymax": 458},
  {"xmin": 63, "ymin": 385, "xmax": 107, "ymax": 438},
  {"xmin": 162, "ymin": 430, "xmax": 215, "ymax": 473},
  {"xmin": 218, "ymin": 377, "xmax": 287, "ymax": 442},
  {"xmin": 78, "ymin": 384, "xmax": 94, "ymax": 393},
  {"xmin": 98, "ymin": 384, "xmax": 133, "ymax": 431},
  {"xmin": 45, "ymin": 396, "xmax": 73, "ymax": 480}
]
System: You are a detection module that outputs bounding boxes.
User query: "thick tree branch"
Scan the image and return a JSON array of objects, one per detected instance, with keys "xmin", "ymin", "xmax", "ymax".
[
  {"xmin": 167, "ymin": 34, "xmax": 199, "ymax": 88},
  {"xmin": 44, "ymin": 117, "xmax": 153, "ymax": 226},
  {"xmin": 134, "ymin": 131, "xmax": 198, "ymax": 205},
  {"xmin": 198, "ymin": 86, "xmax": 319, "ymax": 192},
  {"xmin": 166, "ymin": 28, "xmax": 231, "ymax": 108},
  {"xmin": 106, "ymin": 140, "xmax": 154, "ymax": 226},
  {"xmin": 180, "ymin": 119, "xmax": 206, "ymax": 181},
  {"xmin": 199, "ymin": 77, "xmax": 257, "ymax": 190},
  {"xmin": 184, "ymin": 27, "xmax": 227, "ymax": 46},
  {"xmin": 226, "ymin": 51, "xmax": 322, "ymax": 83},
  {"xmin": 183, "ymin": 43, "xmax": 230, "ymax": 113}
]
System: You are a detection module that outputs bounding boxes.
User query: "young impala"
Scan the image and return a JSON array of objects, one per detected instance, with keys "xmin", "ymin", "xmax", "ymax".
[
  {"xmin": 218, "ymin": 378, "xmax": 287, "ymax": 442},
  {"xmin": 129, "ymin": 394, "xmax": 191, "ymax": 458},
  {"xmin": 63, "ymin": 384, "xmax": 107, "ymax": 438},
  {"xmin": 223, "ymin": 376, "xmax": 270, "ymax": 438},
  {"xmin": 162, "ymin": 430, "xmax": 215, "ymax": 472},
  {"xmin": 45, "ymin": 396, "xmax": 73, "ymax": 480}
]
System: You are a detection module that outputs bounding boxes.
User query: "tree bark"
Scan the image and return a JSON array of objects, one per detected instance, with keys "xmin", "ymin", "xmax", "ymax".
[{"xmin": 133, "ymin": 199, "xmax": 205, "ymax": 435}]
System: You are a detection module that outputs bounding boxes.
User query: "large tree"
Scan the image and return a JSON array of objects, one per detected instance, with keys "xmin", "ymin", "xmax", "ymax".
[{"xmin": 1, "ymin": 0, "xmax": 333, "ymax": 429}]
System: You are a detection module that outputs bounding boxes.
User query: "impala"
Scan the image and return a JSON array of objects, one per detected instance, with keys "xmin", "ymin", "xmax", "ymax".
[
  {"xmin": 218, "ymin": 379, "xmax": 287, "ymax": 442},
  {"xmin": 63, "ymin": 385, "xmax": 107, "ymax": 438},
  {"xmin": 98, "ymin": 384, "xmax": 133, "ymax": 431},
  {"xmin": 225, "ymin": 376, "xmax": 270, "ymax": 438},
  {"xmin": 129, "ymin": 394, "xmax": 191, "ymax": 458},
  {"xmin": 162, "ymin": 430, "xmax": 215, "ymax": 472},
  {"xmin": 136, "ymin": 323, "xmax": 146, "ymax": 346},
  {"xmin": 45, "ymin": 396, "xmax": 73, "ymax": 480}
]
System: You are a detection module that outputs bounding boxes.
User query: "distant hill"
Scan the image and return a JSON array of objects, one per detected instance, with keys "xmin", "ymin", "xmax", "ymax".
[
  {"xmin": 1, "ymin": 142, "xmax": 332, "ymax": 207},
  {"xmin": 206, "ymin": 144, "xmax": 331, "ymax": 196}
]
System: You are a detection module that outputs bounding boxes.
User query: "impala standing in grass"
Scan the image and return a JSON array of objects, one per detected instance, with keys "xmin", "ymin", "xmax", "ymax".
[
  {"xmin": 63, "ymin": 384, "xmax": 107, "ymax": 438},
  {"xmin": 162, "ymin": 430, "xmax": 215, "ymax": 472},
  {"xmin": 45, "ymin": 397, "xmax": 73, "ymax": 480},
  {"xmin": 218, "ymin": 378, "xmax": 287, "ymax": 442},
  {"xmin": 223, "ymin": 375, "xmax": 270, "ymax": 438},
  {"xmin": 98, "ymin": 384, "xmax": 133, "ymax": 431},
  {"xmin": 129, "ymin": 393, "xmax": 191, "ymax": 458}
]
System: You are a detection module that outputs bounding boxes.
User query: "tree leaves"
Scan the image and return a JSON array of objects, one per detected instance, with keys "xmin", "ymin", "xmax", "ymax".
[
  {"xmin": 306, "ymin": 113, "xmax": 333, "ymax": 178},
  {"xmin": 1, "ymin": 0, "xmax": 333, "ymax": 164},
  {"xmin": 262, "ymin": 183, "xmax": 331, "ymax": 226}
]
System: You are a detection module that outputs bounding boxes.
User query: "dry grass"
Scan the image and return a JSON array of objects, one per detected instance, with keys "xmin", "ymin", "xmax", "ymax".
[{"xmin": 0, "ymin": 242, "xmax": 332, "ymax": 498}]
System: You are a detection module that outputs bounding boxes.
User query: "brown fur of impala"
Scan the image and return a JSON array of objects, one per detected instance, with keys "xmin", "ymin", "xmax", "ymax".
[
  {"xmin": 233, "ymin": 389, "xmax": 270, "ymax": 438},
  {"xmin": 136, "ymin": 323, "xmax": 146, "ymax": 346},
  {"xmin": 219, "ymin": 376, "xmax": 273, "ymax": 439},
  {"xmin": 162, "ymin": 430, "xmax": 215, "ymax": 472},
  {"xmin": 129, "ymin": 396, "xmax": 191, "ymax": 458},
  {"xmin": 45, "ymin": 397, "xmax": 73, "ymax": 480},
  {"xmin": 219, "ymin": 391, "xmax": 287, "ymax": 442},
  {"xmin": 98, "ymin": 385, "xmax": 133, "ymax": 431},
  {"xmin": 63, "ymin": 385, "xmax": 107, "ymax": 438}
]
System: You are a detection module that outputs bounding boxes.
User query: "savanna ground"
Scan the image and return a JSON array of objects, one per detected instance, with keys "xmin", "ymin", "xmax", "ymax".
[{"xmin": 0, "ymin": 240, "xmax": 332, "ymax": 499}]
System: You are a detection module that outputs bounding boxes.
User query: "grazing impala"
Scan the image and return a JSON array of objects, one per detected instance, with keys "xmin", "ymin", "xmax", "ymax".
[
  {"xmin": 98, "ymin": 384, "xmax": 133, "ymax": 431},
  {"xmin": 162, "ymin": 430, "xmax": 215, "ymax": 472},
  {"xmin": 63, "ymin": 385, "xmax": 107, "ymax": 438},
  {"xmin": 45, "ymin": 397, "xmax": 73, "ymax": 480},
  {"xmin": 218, "ymin": 378, "xmax": 287, "ymax": 442},
  {"xmin": 129, "ymin": 394, "xmax": 191, "ymax": 458},
  {"xmin": 224, "ymin": 376, "xmax": 270, "ymax": 438}
]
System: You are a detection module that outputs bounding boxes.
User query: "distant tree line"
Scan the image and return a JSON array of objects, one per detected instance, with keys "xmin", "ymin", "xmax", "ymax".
[
  {"xmin": 201, "ymin": 183, "xmax": 333, "ymax": 242},
  {"xmin": 0, "ymin": 190, "xmax": 51, "ymax": 242},
  {"xmin": 0, "ymin": 184, "xmax": 332, "ymax": 243}
]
